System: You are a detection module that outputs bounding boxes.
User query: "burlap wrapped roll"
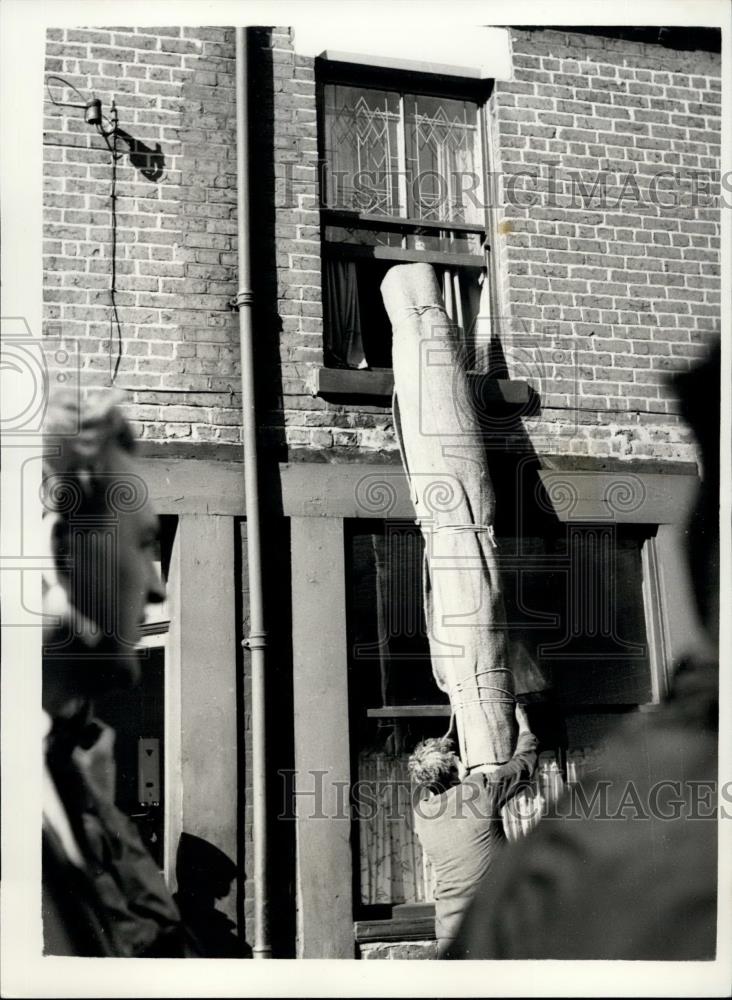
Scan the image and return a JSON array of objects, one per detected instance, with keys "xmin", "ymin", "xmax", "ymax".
[{"xmin": 381, "ymin": 263, "xmax": 517, "ymax": 767}]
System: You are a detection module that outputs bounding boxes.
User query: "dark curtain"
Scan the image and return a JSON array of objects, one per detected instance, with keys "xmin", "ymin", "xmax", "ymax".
[{"xmin": 323, "ymin": 259, "xmax": 366, "ymax": 369}]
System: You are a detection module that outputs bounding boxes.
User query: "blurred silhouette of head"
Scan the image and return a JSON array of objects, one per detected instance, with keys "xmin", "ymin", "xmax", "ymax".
[
  {"xmin": 175, "ymin": 832, "xmax": 238, "ymax": 902},
  {"xmin": 673, "ymin": 339, "xmax": 720, "ymax": 653},
  {"xmin": 42, "ymin": 388, "xmax": 164, "ymax": 715}
]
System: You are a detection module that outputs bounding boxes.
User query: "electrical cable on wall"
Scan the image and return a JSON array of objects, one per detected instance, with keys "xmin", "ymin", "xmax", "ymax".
[
  {"xmin": 45, "ymin": 77, "xmax": 125, "ymax": 386},
  {"xmin": 46, "ymin": 75, "xmax": 90, "ymax": 111},
  {"xmin": 107, "ymin": 102, "xmax": 123, "ymax": 383}
]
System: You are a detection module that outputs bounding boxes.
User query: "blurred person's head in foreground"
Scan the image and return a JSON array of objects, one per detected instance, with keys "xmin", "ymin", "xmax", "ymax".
[
  {"xmin": 673, "ymin": 338, "xmax": 720, "ymax": 657},
  {"xmin": 175, "ymin": 832, "xmax": 238, "ymax": 904},
  {"xmin": 42, "ymin": 388, "xmax": 164, "ymax": 716}
]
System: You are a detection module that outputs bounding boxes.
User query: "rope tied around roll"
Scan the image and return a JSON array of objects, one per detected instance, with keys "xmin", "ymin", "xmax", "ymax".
[
  {"xmin": 416, "ymin": 520, "xmax": 499, "ymax": 550},
  {"xmin": 394, "ymin": 304, "xmax": 448, "ymax": 322},
  {"xmin": 452, "ymin": 667, "xmax": 516, "ymax": 704},
  {"xmin": 443, "ymin": 666, "xmax": 517, "ymax": 743}
]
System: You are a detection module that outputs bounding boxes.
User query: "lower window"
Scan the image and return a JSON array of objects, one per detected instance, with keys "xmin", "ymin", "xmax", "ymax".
[{"xmin": 345, "ymin": 519, "xmax": 656, "ymax": 917}]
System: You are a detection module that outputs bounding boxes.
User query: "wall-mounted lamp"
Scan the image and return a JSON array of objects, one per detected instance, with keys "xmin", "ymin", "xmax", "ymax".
[
  {"xmin": 84, "ymin": 97, "xmax": 103, "ymax": 127},
  {"xmin": 45, "ymin": 74, "xmax": 122, "ymax": 382},
  {"xmin": 45, "ymin": 74, "xmax": 166, "ymax": 384},
  {"xmin": 46, "ymin": 76, "xmax": 120, "ymax": 155}
]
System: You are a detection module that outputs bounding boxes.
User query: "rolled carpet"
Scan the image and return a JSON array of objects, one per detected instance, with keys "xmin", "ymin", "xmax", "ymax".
[{"xmin": 381, "ymin": 262, "xmax": 516, "ymax": 767}]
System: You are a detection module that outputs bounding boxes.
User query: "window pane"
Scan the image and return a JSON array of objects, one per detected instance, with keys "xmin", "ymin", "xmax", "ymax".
[
  {"xmin": 142, "ymin": 560, "xmax": 169, "ymax": 626},
  {"xmin": 403, "ymin": 230, "xmax": 483, "ymax": 255},
  {"xmin": 435, "ymin": 265, "xmax": 487, "ymax": 367},
  {"xmin": 349, "ymin": 526, "xmax": 437, "ymax": 704},
  {"xmin": 95, "ymin": 643, "xmax": 166, "ymax": 867},
  {"xmin": 323, "ymin": 84, "xmax": 401, "ymax": 214},
  {"xmin": 404, "ymin": 95, "xmax": 482, "ymax": 224},
  {"xmin": 322, "ymin": 259, "xmax": 484, "ymax": 370},
  {"xmin": 500, "ymin": 527, "xmax": 652, "ymax": 707},
  {"xmin": 325, "ymin": 226, "xmax": 482, "ymax": 255},
  {"xmin": 323, "ymin": 258, "xmax": 394, "ymax": 368},
  {"xmin": 324, "ymin": 224, "xmax": 404, "ymax": 249}
]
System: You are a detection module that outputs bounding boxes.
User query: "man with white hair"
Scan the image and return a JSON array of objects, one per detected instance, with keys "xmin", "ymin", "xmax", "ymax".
[
  {"xmin": 41, "ymin": 388, "xmax": 188, "ymax": 956},
  {"xmin": 409, "ymin": 704, "xmax": 538, "ymax": 957}
]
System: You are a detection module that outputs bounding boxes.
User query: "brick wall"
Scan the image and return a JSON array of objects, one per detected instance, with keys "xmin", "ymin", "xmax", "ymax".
[
  {"xmin": 43, "ymin": 26, "xmax": 243, "ymax": 444},
  {"xmin": 44, "ymin": 26, "xmax": 721, "ymax": 466},
  {"xmin": 266, "ymin": 27, "xmax": 720, "ymax": 464},
  {"xmin": 248, "ymin": 27, "xmax": 325, "ymax": 456},
  {"xmin": 488, "ymin": 28, "xmax": 721, "ymax": 463}
]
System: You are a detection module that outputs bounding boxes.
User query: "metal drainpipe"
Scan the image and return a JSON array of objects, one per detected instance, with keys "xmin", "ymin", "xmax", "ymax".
[{"xmin": 234, "ymin": 25, "xmax": 270, "ymax": 959}]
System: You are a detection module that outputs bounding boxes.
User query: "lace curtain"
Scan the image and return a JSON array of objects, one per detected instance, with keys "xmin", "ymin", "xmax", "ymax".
[{"xmin": 358, "ymin": 751, "xmax": 435, "ymax": 905}]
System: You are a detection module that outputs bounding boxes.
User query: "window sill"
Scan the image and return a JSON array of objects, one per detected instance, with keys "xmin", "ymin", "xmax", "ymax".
[
  {"xmin": 367, "ymin": 704, "xmax": 450, "ymax": 718},
  {"xmin": 313, "ymin": 367, "xmax": 395, "ymax": 401},
  {"xmin": 312, "ymin": 367, "xmax": 533, "ymax": 407},
  {"xmin": 355, "ymin": 904, "xmax": 436, "ymax": 943}
]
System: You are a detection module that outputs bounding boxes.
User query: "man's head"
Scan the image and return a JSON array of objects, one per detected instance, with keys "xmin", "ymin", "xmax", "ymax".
[
  {"xmin": 673, "ymin": 339, "xmax": 720, "ymax": 652},
  {"xmin": 408, "ymin": 737, "xmax": 464, "ymax": 792},
  {"xmin": 42, "ymin": 389, "xmax": 164, "ymax": 713}
]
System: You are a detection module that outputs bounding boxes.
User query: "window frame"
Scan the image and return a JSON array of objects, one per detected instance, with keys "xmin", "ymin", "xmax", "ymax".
[
  {"xmin": 315, "ymin": 61, "xmax": 494, "ymax": 378},
  {"xmin": 345, "ymin": 517, "xmax": 661, "ymax": 926}
]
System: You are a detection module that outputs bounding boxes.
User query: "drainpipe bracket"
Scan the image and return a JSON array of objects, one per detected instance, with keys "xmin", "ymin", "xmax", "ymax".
[
  {"xmin": 229, "ymin": 289, "xmax": 254, "ymax": 312},
  {"xmin": 242, "ymin": 630, "xmax": 268, "ymax": 651}
]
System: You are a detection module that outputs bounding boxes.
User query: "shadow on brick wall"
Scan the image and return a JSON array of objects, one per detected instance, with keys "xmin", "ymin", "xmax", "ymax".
[
  {"xmin": 250, "ymin": 26, "xmax": 288, "ymax": 462},
  {"xmin": 113, "ymin": 127, "xmax": 165, "ymax": 182}
]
